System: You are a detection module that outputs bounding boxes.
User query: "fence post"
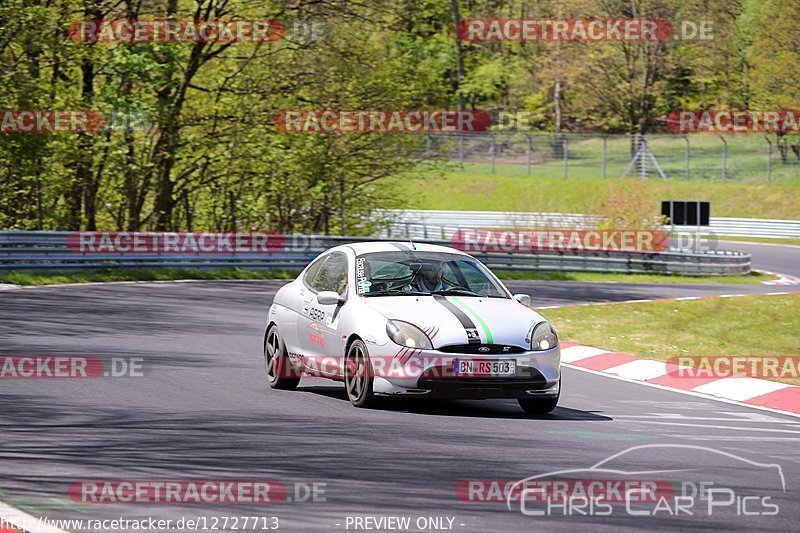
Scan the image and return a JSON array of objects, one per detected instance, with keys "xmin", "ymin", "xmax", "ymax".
[
  {"xmin": 490, "ymin": 133, "xmax": 496, "ymax": 175},
  {"xmin": 765, "ymin": 135, "xmax": 773, "ymax": 184},
  {"xmin": 719, "ymin": 134, "xmax": 727, "ymax": 180},
  {"xmin": 339, "ymin": 174, "xmax": 345, "ymax": 236},
  {"xmin": 682, "ymin": 135, "xmax": 690, "ymax": 180},
  {"xmin": 639, "ymin": 137, "xmax": 647, "ymax": 180},
  {"xmin": 423, "ymin": 134, "xmax": 431, "ymax": 160},
  {"xmin": 602, "ymin": 135, "xmax": 607, "ymax": 178},
  {"xmin": 562, "ymin": 134, "xmax": 568, "ymax": 179},
  {"xmin": 526, "ymin": 133, "xmax": 533, "ymax": 177}
]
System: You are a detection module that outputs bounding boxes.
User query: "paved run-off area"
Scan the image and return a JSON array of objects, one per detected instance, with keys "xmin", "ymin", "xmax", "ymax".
[{"xmin": 0, "ymin": 273, "xmax": 799, "ymax": 532}]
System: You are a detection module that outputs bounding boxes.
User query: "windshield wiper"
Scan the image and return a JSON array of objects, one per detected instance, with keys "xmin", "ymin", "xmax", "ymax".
[
  {"xmin": 431, "ymin": 288, "xmax": 479, "ymax": 296},
  {"xmin": 363, "ymin": 289, "xmax": 430, "ymax": 297}
]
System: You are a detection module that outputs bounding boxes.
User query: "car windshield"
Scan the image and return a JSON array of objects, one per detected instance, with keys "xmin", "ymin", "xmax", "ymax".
[{"xmin": 355, "ymin": 250, "xmax": 509, "ymax": 298}]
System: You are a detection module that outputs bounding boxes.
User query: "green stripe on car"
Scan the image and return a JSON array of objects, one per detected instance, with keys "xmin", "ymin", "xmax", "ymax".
[{"xmin": 451, "ymin": 296, "xmax": 494, "ymax": 344}]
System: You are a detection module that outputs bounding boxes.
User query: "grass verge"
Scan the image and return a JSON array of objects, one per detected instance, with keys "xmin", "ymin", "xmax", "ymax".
[
  {"xmin": 391, "ymin": 164, "xmax": 800, "ymax": 219},
  {"xmin": 0, "ymin": 267, "xmax": 299, "ymax": 286},
  {"xmin": 543, "ymin": 294, "xmax": 800, "ymax": 385}
]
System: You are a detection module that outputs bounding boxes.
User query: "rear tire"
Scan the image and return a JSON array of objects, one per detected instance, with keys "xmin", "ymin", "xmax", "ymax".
[
  {"xmin": 264, "ymin": 325, "xmax": 300, "ymax": 390},
  {"xmin": 344, "ymin": 340, "xmax": 376, "ymax": 408}
]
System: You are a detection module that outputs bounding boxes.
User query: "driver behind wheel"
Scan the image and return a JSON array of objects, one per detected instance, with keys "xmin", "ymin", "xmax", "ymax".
[{"xmin": 405, "ymin": 261, "xmax": 452, "ymax": 293}]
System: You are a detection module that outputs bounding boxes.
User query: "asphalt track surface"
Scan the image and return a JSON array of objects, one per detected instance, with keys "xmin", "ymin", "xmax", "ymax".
[
  {"xmin": 721, "ymin": 240, "xmax": 800, "ymax": 277},
  {"xmin": 0, "ymin": 242, "xmax": 798, "ymax": 532}
]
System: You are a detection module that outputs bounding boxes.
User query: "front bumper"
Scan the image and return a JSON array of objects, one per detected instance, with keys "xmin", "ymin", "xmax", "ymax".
[{"xmin": 367, "ymin": 344, "xmax": 561, "ymax": 399}]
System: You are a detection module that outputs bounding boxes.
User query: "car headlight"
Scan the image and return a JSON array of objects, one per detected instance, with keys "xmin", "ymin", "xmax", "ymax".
[
  {"xmin": 386, "ymin": 320, "xmax": 433, "ymax": 350},
  {"xmin": 530, "ymin": 322, "xmax": 558, "ymax": 351}
]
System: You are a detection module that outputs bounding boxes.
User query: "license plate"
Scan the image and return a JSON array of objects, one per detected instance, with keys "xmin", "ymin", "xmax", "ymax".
[{"xmin": 453, "ymin": 359, "xmax": 516, "ymax": 377}]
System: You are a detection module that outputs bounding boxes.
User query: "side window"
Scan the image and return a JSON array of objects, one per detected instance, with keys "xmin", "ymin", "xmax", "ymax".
[
  {"xmin": 312, "ymin": 253, "xmax": 349, "ymax": 295},
  {"xmin": 302, "ymin": 255, "xmax": 327, "ymax": 289}
]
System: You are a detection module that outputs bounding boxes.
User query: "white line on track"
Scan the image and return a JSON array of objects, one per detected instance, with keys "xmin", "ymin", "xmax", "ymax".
[
  {"xmin": 661, "ymin": 435, "xmax": 800, "ymax": 442},
  {"xmin": 632, "ymin": 420, "xmax": 800, "ymax": 435},
  {"xmin": 614, "ymin": 414, "xmax": 800, "ymax": 425}
]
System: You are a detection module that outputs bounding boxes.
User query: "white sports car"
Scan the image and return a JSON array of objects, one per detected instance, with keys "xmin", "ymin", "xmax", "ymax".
[{"xmin": 264, "ymin": 241, "xmax": 561, "ymax": 412}]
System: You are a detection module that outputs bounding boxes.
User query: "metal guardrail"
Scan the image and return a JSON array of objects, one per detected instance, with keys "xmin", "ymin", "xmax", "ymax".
[
  {"xmin": 707, "ymin": 218, "xmax": 800, "ymax": 238},
  {"xmin": 378, "ymin": 209, "xmax": 800, "ymax": 240},
  {"xmin": 0, "ymin": 231, "xmax": 750, "ymax": 276},
  {"xmin": 473, "ymin": 249, "xmax": 750, "ymax": 276}
]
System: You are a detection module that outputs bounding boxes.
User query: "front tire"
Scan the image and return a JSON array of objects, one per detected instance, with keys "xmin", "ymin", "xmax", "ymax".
[
  {"xmin": 518, "ymin": 396, "xmax": 559, "ymax": 414},
  {"xmin": 264, "ymin": 325, "xmax": 300, "ymax": 390},
  {"xmin": 518, "ymin": 379, "xmax": 560, "ymax": 414},
  {"xmin": 344, "ymin": 340, "xmax": 375, "ymax": 408}
]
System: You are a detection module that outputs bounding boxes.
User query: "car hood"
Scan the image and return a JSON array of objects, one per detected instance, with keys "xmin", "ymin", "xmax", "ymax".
[{"xmin": 362, "ymin": 295, "xmax": 546, "ymax": 349}]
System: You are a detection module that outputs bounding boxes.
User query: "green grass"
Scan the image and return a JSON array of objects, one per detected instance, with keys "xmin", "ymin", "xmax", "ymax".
[
  {"xmin": 0, "ymin": 267, "xmax": 299, "ymax": 286},
  {"xmin": 543, "ymin": 294, "xmax": 800, "ymax": 385},
  {"xmin": 391, "ymin": 163, "xmax": 800, "ymax": 219},
  {"xmin": 496, "ymin": 270, "xmax": 775, "ymax": 284}
]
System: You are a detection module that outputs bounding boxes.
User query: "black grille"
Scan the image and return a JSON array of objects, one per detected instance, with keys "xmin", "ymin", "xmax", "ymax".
[
  {"xmin": 438, "ymin": 344, "xmax": 526, "ymax": 354},
  {"xmin": 416, "ymin": 367, "xmax": 548, "ymax": 396}
]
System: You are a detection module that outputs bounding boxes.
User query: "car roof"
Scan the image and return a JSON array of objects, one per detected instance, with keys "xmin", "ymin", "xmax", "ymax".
[{"xmin": 334, "ymin": 241, "xmax": 471, "ymax": 257}]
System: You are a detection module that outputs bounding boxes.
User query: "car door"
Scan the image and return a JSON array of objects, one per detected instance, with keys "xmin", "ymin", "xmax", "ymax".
[
  {"xmin": 298, "ymin": 252, "xmax": 349, "ymax": 377},
  {"xmin": 295, "ymin": 254, "xmax": 328, "ymax": 373}
]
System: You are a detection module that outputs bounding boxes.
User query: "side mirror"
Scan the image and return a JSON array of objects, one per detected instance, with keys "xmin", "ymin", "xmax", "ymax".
[
  {"xmin": 513, "ymin": 293, "xmax": 532, "ymax": 307},
  {"xmin": 317, "ymin": 291, "xmax": 345, "ymax": 306}
]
